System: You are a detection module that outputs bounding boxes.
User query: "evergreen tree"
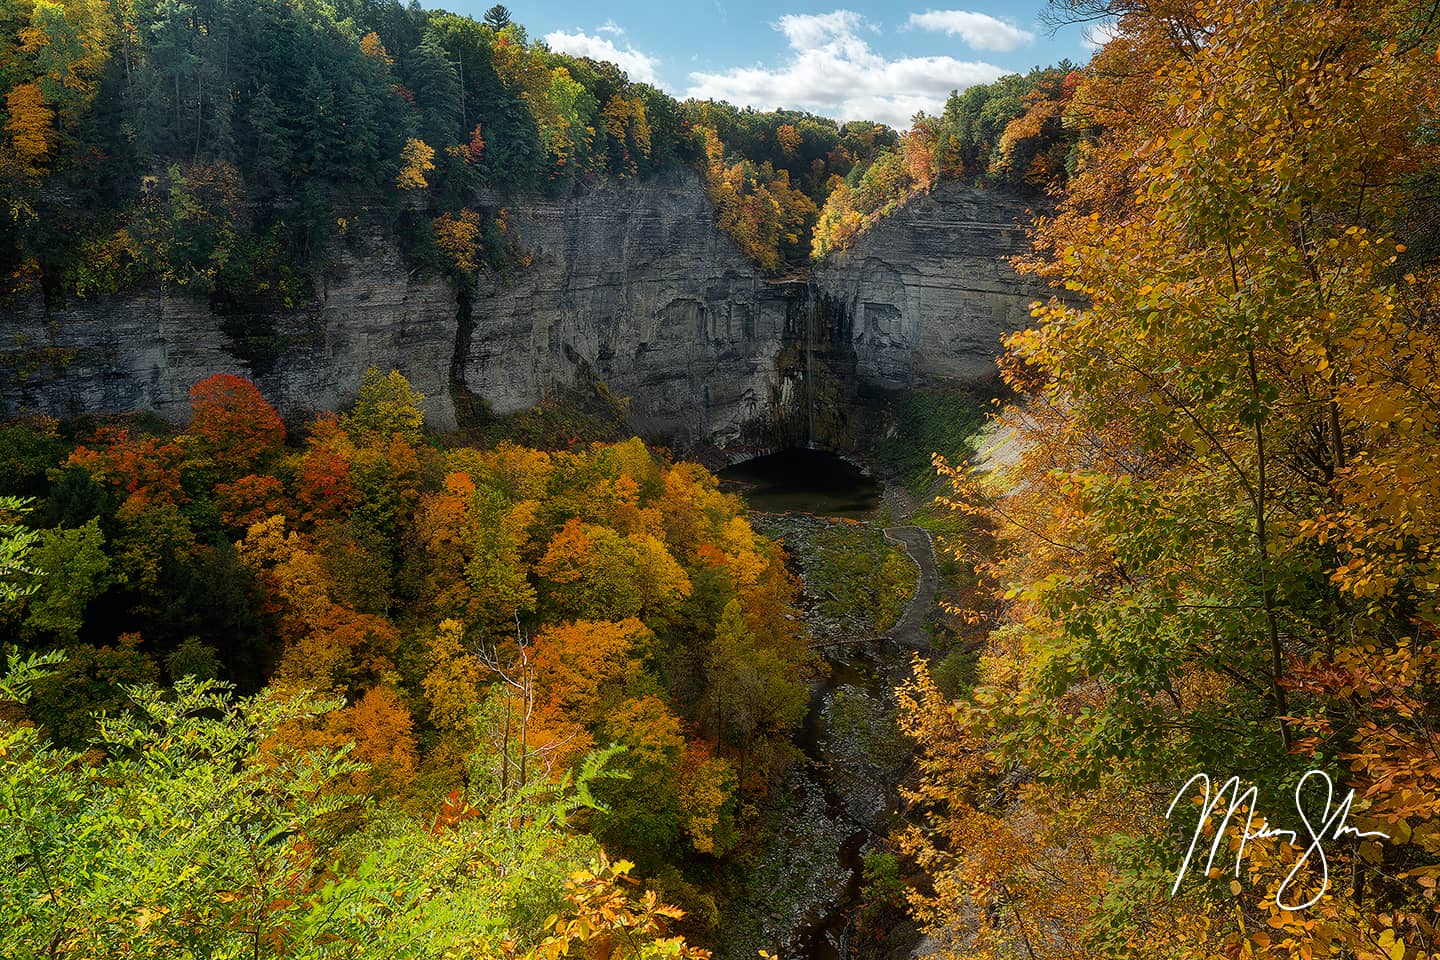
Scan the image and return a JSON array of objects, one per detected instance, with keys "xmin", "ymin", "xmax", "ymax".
[
  {"xmin": 406, "ymin": 35, "xmax": 461, "ymax": 149},
  {"xmin": 246, "ymin": 85, "xmax": 291, "ymax": 196},
  {"xmin": 482, "ymin": 4, "xmax": 511, "ymax": 30},
  {"xmin": 295, "ymin": 66, "xmax": 344, "ymax": 182}
]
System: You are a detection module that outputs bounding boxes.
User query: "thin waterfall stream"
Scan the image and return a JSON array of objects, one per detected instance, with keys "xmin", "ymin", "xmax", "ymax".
[{"xmin": 806, "ymin": 294, "xmax": 816, "ymax": 448}]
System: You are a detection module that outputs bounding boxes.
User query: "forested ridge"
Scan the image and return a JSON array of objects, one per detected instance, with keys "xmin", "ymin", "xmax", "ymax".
[{"xmin": 0, "ymin": 0, "xmax": 1079, "ymax": 293}]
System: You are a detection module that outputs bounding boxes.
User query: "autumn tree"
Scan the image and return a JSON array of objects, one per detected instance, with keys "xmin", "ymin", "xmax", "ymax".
[
  {"xmin": 423, "ymin": 616, "xmax": 483, "ymax": 733},
  {"xmin": 186, "ymin": 373, "xmax": 285, "ymax": 477},
  {"xmin": 677, "ymin": 740, "xmax": 737, "ymax": 856},
  {"xmin": 5, "ymin": 82, "xmax": 53, "ymax": 168},
  {"xmin": 905, "ymin": 0, "xmax": 1440, "ymax": 955},
  {"xmin": 698, "ymin": 124, "xmax": 818, "ymax": 271},
  {"xmin": 343, "ymin": 368, "xmax": 426, "ymax": 445},
  {"xmin": 534, "ymin": 518, "xmax": 690, "ymax": 622},
  {"xmin": 589, "ymin": 694, "xmax": 688, "ymax": 867},
  {"xmin": 433, "ymin": 207, "xmax": 483, "ymax": 275},
  {"xmin": 397, "ymin": 137, "xmax": 435, "ymax": 188}
]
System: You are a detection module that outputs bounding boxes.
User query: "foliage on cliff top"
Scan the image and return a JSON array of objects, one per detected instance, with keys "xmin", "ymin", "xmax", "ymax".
[
  {"xmin": 0, "ymin": 0, "xmax": 923, "ymax": 298},
  {"xmin": 811, "ymin": 64, "xmax": 1091, "ymax": 259},
  {"xmin": 0, "ymin": 0, "xmax": 1085, "ymax": 296}
]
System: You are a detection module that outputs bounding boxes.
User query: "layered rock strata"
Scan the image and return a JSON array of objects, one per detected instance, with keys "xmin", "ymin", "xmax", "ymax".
[{"xmin": 0, "ymin": 171, "xmax": 1049, "ymax": 449}]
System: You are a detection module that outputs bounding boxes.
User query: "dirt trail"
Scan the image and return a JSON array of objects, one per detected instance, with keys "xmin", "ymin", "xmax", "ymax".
[{"xmin": 881, "ymin": 525, "xmax": 940, "ymax": 647}]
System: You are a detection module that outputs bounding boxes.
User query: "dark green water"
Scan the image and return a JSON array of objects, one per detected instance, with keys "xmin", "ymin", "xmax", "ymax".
[{"xmin": 718, "ymin": 448, "xmax": 881, "ymax": 518}]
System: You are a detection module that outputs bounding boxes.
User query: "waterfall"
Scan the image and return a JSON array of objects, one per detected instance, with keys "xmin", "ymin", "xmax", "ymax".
[{"xmin": 806, "ymin": 288, "xmax": 816, "ymax": 449}]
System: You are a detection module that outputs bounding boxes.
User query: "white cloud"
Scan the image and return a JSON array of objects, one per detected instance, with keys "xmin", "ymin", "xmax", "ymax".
[
  {"xmin": 684, "ymin": 10, "xmax": 1006, "ymax": 129},
  {"xmin": 544, "ymin": 26, "xmax": 661, "ymax": 85},
  {"xmin": 906, "ymin": 10, "xmax": 1036, "ymax": 52},
  {"xmin": 1081, "ymin": 20, "xmax": 1120, "ymax": 51}
]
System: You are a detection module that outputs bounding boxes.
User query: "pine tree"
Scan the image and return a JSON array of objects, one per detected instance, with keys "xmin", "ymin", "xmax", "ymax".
[
  {"xmin": 295, "ymin": 66, "xmax": 344, "ymax": 182},
  {"xmin": 482, "ymin": 5, "xmax": 510, "ymax": 30},
  {"xmin": 406, "ymin": 35, "xmax": 461, "ymax": 149},
  {"xmin": 246, "ymin": 84, "xmax": 290, "ymax": 196}
]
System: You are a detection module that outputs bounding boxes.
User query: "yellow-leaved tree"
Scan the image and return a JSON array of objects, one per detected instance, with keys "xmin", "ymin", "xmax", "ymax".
[
  {"xmin": 904, "ymin": 0, "xmax": 1440, "ymax": 956},
  {"xmin": 396, "ymin": 137, "xmax": 435, "ymax": 189}
]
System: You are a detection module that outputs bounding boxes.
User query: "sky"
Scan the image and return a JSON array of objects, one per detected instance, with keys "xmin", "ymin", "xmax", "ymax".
[{"xmin": 433, "ymin": 2, "xmax": 1114, "ymax": 129}]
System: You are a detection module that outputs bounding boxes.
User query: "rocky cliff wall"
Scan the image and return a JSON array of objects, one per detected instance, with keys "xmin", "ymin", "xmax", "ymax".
[
  {"xmin": 460, "ymin": 170, "xmax": 797, "ymax": 450},
  {"xmin": 0, "ymin": 240, "xmax": 463, "ymax": 431},
  {"xmin": 0, "ymin": 170, "xmax": 1048, "ymax": 450},
  {"xmin": 812, "ymin": 181, "xmax": 1050, "ymax": 396}
]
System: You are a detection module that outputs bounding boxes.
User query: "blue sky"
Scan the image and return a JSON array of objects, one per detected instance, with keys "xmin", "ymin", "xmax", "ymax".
[{"xmin": 432, "ymin": 3, "xmax": 1111, "ymax": 129}]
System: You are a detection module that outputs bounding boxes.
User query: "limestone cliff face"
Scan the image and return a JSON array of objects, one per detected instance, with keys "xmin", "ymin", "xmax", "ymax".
[
  {"xmin": 460, "ymin": 170, "xmax": 796, "ymax": 450},
  {"xmin": 0, "ymin": 170, "xmax": 1047, "ymax": 450},
  {"xmin": 811, "ymin": 180, "xmax": 1050, "ymax": 396},
  {"xmin": 0, "ymin": 241, "xmax": 463, "ymax": 431}
]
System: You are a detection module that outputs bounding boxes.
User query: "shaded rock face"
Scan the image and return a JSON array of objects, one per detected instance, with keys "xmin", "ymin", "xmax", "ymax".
[
  {"xmin": 0, "ymin": 241, "xmax": 462, "ymax": 431},
  {"xmin": 0, "ymin": 171, "xmax": 1045, "ymax": 450},
  {"xmin": 460, "ymin": 170, "xmax": 796, "ymax": 450},
  {"xmin": 812, "ymin": 182, "xmax": 1051, "ymax": 397}
]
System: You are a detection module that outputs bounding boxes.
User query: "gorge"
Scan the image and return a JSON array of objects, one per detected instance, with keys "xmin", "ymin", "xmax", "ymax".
[
  {"xmin": 0, "ymin": 152, "xmax": 1054, "ymax": 960},
  {"xmin": 0, "ymin": 170, "xmax": 1049, "ymax": 453}
]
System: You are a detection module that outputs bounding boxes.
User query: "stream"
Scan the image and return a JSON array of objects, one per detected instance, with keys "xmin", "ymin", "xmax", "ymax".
[{"xmin": 718, "ymin": 450, "xmax": 940, "ymax": 960}]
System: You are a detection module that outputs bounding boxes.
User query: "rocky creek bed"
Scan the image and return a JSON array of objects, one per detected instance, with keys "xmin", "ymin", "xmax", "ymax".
[{"xmin": 714, "ymin": 505, "xmax": 940, "ymax": 960}]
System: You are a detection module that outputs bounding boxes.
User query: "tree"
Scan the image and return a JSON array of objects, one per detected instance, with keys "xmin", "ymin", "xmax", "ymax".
[
  {"xmin": 164, "ymin": 636, "xmax": 222, "ymax": 681},
  {"xmin": 465, "ymin": 122, "xmax": 485, "ymax": 163},
  {"xmin": 461, "ymin": 485, "xmax": 538, "ymax": 636},
  {"xmin": 293, "ymin": 67, "xmax": 346, "ymax": 182},
  {"xmin": 5, "ymin": 82, "xmax": 53, "ymax": 168},
  {"xmin": 235, "ymin": 514, "xmax": 396, "ymax": 689},
  {"xmin": 483, "ymin": 5, "xmax": 511, "ymax": 30},
  {"xmin": 245, "ymin": 85, "xmax": 291, "ymax": 196},
  {"xmin": 359, "ymin": 31, "xmax": 391, "ymax": 65},
  {"xmin": 423, "ymin": 617, "xmax": 483, "ymax": 732},
  {"xmin": 433, "ymin": 208, "xmax": 483, "ymax": 275},
  {"xmin": 407, "ymin": 35, "xmax": 462, "ymax": 148},
  {"xmin": 65, "ymin": 427, "xmax": 187, "ymax": 509},
  {"xmin": 343, "ymin": 368, "xmax": 425, "ymax": 444},
  {"xmin": 213, "ymin": 473, "xmax": 288, "ymax": 532},
  {"xmin": 341, "ymin": 684, "xmax": 418, "ymax": 790},
  {"xmin": 294, "ymin": 414, "xmax": 358, "ymax": 524},
  {"xmin": 186, "ymin": 374, "xmax": 285, "ymax": 477},
  {"xmin": 677, "ymin": 740, "xmax": 737, "ymax": 856},
  {"xmin": 697, "ymin": 124, "xmax": 818, "ymax": 271},
  {"xmin": 591, "ymin": 694, "xmax": 687, "ymax": 869},
  {"xmin": 701, "ymin": 598, "xmax": 807, "ymax": 784},
  {"xmin": 21, "ymin": 520, "xmax": 111, "ymax": 643},
  {"xmin": 534, "ymin": 518, "xmax": 664, "ymax": 621},
  {"xmin": 25, "ymin": 633, "xmax": 159, "ymax": 747},
  {"xmin": 776, "ymin": 123, "xmax": 801, "ymax": 155},
  {"xmin": 4, "ymin": 0, "xmax": 114, "ymax": 175},
  {"xmin": 396, "ymin": 137, "xmax": 435, "ymax": 189},
  {"xmin": 905, "ymin": 0, "xmax": 1440, "ymax": 955},
  {"xmin": 147, "ymin": 161, "xmax": 244, "ymax": 287},
  {"xmin": 601, "ymin": 95, "xmax": 651, "ymax": 174}
]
